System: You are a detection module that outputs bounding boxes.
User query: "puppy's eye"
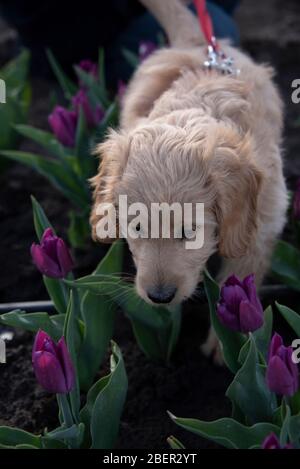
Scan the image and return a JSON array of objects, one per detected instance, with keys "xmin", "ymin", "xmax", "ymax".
[{"xmin": 135, "ymin": 223, "xmax": 141, "ymax": 232}]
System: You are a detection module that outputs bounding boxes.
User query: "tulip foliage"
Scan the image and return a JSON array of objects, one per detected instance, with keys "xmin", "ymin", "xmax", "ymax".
[
  {"xmin": 169, "ymin": 271, "xmax": 300, "ymax": 449},
  {"xmin": 0, "ymin": 201, "xmax": 128, "ymax": 449},
  {"xmin": 0, "ymin": 49, "xmax": 31, "ymax": 156},
  {"xmin": 0, "ymin": 50, "xmax": 118, "ymax": 248}
]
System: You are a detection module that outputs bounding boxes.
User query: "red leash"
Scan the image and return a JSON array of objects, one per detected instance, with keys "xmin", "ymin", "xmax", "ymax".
[
  {"xmin": 193, "ymin": 0, "xmax": 219, "ymax": 51},
  {"xmin": 193, "ymin": 0, "xmax": 239, "ymax": 75}
]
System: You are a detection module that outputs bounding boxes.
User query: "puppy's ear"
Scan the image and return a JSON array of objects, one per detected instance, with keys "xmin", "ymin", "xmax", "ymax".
[
  {"xmin": 90, "ymin": 130, "xmax": 130, "ymax": 242},
  {"xmin": 210, "ymin": 130, "xmax": 263, "ymax": 258}
]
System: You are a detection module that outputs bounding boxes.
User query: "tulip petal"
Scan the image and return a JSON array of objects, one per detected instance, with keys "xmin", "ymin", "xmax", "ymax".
[
  {"xmin": 56, "ymin": 239, "xmax": 74, "ymax": 277},
  {"xmin": 217, "ymin": 304, "xmax": 240, "ymax": 331},
  {"xmin": 32, "ymin": 330, "xmax": 50, "ymax": 362},
  {"xmin": 42, "ymin": 237, "xmax": 60, "ymax": 265},
  {"xmin": 57, "ymin": 337, "xmax": 75, "ymax": 392},
  {"xmin": 33, "ymin": 350, "xmax": 68, "ymax": 393},
  {"xmin": 49, "ymin": 106, "xmax": 77, "ymax": 147},
  {"xmin": 221, "ymin": 284, "xmax": 248, "ymax": 314},
  {"xmin": 224, "ymin": 275, "xmax": 243, "ymax": 288},
  {"xmin": 72, "ymin": 89, "xmax": 97, "ymax": 127},
  {"xmin": 243, "ymin": 274, "xmax": 263, "ymax": 314},
  {"xmin": 269, "ymin": 333, "xmax": 283, "ymax": 360},
  {"xmin": 239, "ymin": 300, "xmax": 263, "ymax": 333},
  {"xmin": 41, "ymin": 228, "xmax": 55, "ymax": 242},
  {"xmin": 266, "ymin": 356, "xmax": 296, "ymax": 396},
  {"xmin": 31, "ymin": 243, "xmax": 62, "ymax": 278},
  {"xmin": 262, "ymin": 433, "xmax": 281, "ymax": 449}
]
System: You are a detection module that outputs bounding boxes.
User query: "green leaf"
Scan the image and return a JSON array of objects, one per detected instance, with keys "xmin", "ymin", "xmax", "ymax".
[
  {"xmin": 79, "ymin": 375, "xmax": 110, "ymax": 448},
  {"xmin": 67, "ymin": 210, "xmax": 90, "ymax": 249},
  {"xmin": 203, "ymin": 271, "xmax": 245, "ymax": 373},
  {"xmin": 122, "ymin": 48, "xmax": 139, "ymax": 68},
  {"xmin": 1, "ymin": 150, "xmax": 89, "ymax": 210},
  {"xmin": 288, "ymin": 411, "xmax": 300, "ymax": 448},
  {"xmin": 46, "ymin": 49, "xmax": 77, "ymax": 99},
  {"xmin": 64, "ymin": 292, "xmax": 82, "ymax": 422},
  {"xmin": 226, "ymin": 335, "xmax": 277, "ymax": 424},
  {"xmin": 0, "ymin": 427, "xmax": 41, "ymax": 448},
  {"xmin": 45, "ymin": 423, "xmax": 84, "ymax": 448},
  {"xmin": 90, "ymin": 342, "xmax": 127, "ymax": 449},
  {"xmin": 74, "ymin": 66, "xmax": 109, "ymax": 108},
  {"xmin": 167, "ymin": 306, "xmax": 182, "ymax": 360},
  {"xmin": 43, "ymin": 276, "xmax": 69, "ymax": 315},
  {"xmin": 15, "ymin": 444, "xmax": 39, "ymax": 449},
  {"xmin": 0, "ymin": 50, "xmax": 31, "ymax": 151},
  {"xmin": 131, "ymin": 305, "xmax": 181, "ymax": 362},
  {"xmin": 74, "ymin": 108, "xmax": 93, "ymax": 179},
  {"xmin": 96, "ymin": 101, "xmax": 119, "ymax": 136},
  {"xmin": 67, "ymin": 275, "xmax": 169, "ymax": 329},
  {"xmin": 31, "ymin": 195, "xmax": 55, "ymax": 239},
  {"xmin": 78, "ymin": 241, "xmax": 123, "ymax": 390},
  {"xmin": 130, "ymin": 319, "xmax": 166, "ymax": 361},
  {"xmin": 0, "ymin": 310, "xmax": 64, "ymax": 341},
  {"xmin": 290, "ymin": 390, "xmax": 300, "ymax": 416},
  {"xmin": 168, "ymin": 413, "xmax": 280, "ymax": 449},
  {"xmin": 167, "ymin": 435, "xmax": 186, "ymax": 449},
  {"xmin": 15, "ymin": 125, "xmax": 68, "ymax": 161},
  {"xmin": 253, "ymin": 305, "xmax": 273, "ymax": 360},
  {"xmin": 271, "ymin": 240, "xmax": 300, "ymax": 290},
  {"xmin": 280, "ymin": 404, "xmax": 291, "ymax": 447},
  {"xmin": 41, "ymin": 438, "xmax": 67, "ymax": 449},
  {"xmin": 1, "ymin": 49, "xmax": 30, "ymax": 91},
  {"xmin": 98, "ymin": 48, "xmax": 107, "ymax": 96},
  {"xmin": 276, "ymin": 302, "xmax": 300, "ymax": 336}
]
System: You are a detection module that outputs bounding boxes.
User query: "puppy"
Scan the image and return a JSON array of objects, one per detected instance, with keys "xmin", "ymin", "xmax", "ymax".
[{"xmin": 90, "ymin": 0, "xmax": 287, "ymax": 358}]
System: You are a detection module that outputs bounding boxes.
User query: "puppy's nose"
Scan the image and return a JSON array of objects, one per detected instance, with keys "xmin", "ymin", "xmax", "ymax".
[{"xmin": 147, "ymin": 285, "xmax": 177, "ymax": 304}]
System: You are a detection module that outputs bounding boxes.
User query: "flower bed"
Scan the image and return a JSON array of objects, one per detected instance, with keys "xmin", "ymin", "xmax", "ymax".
[{"xmin": 1, "ymin": 1, "xmax": 300, "ymax": 451}]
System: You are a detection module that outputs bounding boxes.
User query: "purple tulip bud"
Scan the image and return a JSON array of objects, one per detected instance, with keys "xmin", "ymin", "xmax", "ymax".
[
  {"xmin": 293, "ymin": 179, "xmax": 300, "ymax": 220},
  {"xmin": 72, "ymin": 89, "xmax": 104, "ymax": 128},
  {"xmin": 48, "ymin": 106, "xmax": 77, "ymax": 147},
  {"xmin": 32, "ymin": 330, "xmax": 75, "ymax": 394},
  {"xmin": 138, "ymin": 41, "xmax": 157, "ymax": 61},
  {"xmin": 217, "ymin": 274, "xmax": 264, "ymax": 333},
  {"xmin": 262, "ymin": 433, "xmax": 293, "ymax": 449},
  {"xmin": 266, "ymin": 333, "xmax": 298, "ymax": 396},
  {"xmin": 78, "ymin": 59, "xmax": 98, "ymax": 79},
  {"xmin": 31, "ymin": 228, "xmax": 74, "ymax": 279}
]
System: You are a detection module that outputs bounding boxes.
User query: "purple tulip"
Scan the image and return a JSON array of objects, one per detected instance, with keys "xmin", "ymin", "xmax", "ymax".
[
  {"xmin": 78, "ymin": 59, "xmax": 98, "ymax": 79},
  {"xmin": 138, "ymin": 41, "xmax": 157, "ymax": 61},
  {"xmin": 32, "ymin": 330, "xmax": 75, "ymax": 394},
  {"xmin": 217, "ymin": 274, "xmax": 264, "ymax": 333},
  {"xmin": 48, "ymin": 106, "xmax": 77, "ymax": 147},
  {"xmin": 266, "ymin": 333, "xmax": 298, "ymax": 396},
  {"xmin": 262, "ymin": 433, "xmax": 293, "ymax": 449},
  {"xmin": 31, "ymin": 228, "xmax": 74, "ymax": 279},
  {"xmin": 293, "ymin": 179, "xmax": 300, "ymax": 220},
  {"xmin": 72, "ymin": 89, "xmax": 104, "ymax": 128}
]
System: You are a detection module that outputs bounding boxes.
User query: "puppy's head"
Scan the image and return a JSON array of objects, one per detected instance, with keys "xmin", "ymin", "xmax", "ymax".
[{"xmin": 90, "ymin": 122, "xmax": 262, "ymax": 305}]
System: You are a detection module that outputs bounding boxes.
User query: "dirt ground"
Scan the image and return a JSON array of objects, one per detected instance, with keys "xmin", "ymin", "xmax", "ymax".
[{"xmin": 0, "ymin": 0, "xmax": 300, "ymax": 449}]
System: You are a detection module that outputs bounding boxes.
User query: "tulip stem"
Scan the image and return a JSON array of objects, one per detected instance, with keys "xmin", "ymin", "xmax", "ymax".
[{"xmin": 57, "ymin": 393, "xmax": 74, "ymax": 428}]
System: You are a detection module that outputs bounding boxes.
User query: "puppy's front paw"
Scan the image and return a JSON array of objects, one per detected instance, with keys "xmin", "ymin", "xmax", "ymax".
[{"xmin": 201, "ymin": 327, "xmax": 224, "ymax": 366}]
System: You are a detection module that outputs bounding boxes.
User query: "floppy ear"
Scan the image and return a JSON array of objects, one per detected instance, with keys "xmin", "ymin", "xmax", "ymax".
[
  {"xmin": 90, "ymin": 130, "xmax": 130, "ymax": 242},
  {"xmin": 211, "ymin": 131, "xmax": 263, "ymax": 258}
]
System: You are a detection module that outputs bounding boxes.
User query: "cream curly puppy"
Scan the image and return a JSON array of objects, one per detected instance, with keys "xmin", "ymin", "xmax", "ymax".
[{"xmin": 90, "ymin": 0, "xmax": 287, "ymax": 360}]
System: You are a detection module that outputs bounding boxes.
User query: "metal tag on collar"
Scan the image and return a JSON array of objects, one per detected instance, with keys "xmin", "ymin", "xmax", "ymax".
[{"xmin": 203, "ymin": 37, "xmax": 240, "ymax": 76}]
